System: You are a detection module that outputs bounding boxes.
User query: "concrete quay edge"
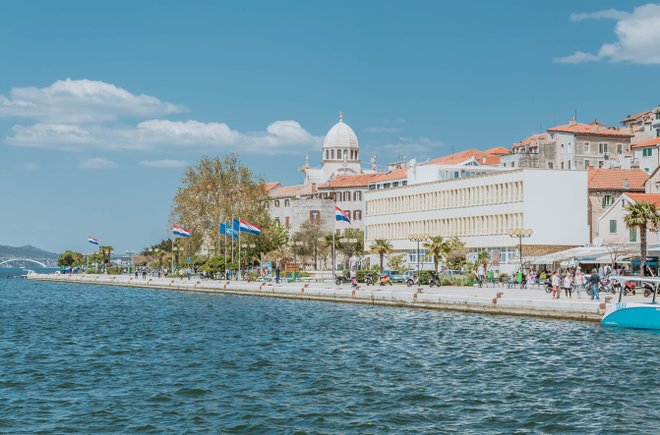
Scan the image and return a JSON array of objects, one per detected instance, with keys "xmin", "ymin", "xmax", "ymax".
[{"xmin": 27, "ymin": 274, "xmax": 605, "ymax": 322}]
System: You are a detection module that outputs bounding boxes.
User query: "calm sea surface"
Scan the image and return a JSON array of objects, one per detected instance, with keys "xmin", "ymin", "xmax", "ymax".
[{"xmin": 1, "ymin": 278, "xmax": 659, "ymax": 433}]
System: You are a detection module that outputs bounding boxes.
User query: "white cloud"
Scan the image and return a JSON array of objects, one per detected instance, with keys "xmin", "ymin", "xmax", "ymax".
[
  {"xmin": 556, "ymin": 4, "xmax": 660, "ymax": 64},
  {"xmin": 7, "ymin": 119, "xmax": 321, "ymax": 154},
  {"xmin": 2, "ymin": 79, "xmax": 322, "ymax": 155},
  {"xmin": 139, "ymin": 159, "xmax": 188, "ymax": 168},
  {"xmin": 20, "ymin": 162, "xmax": 40, "ymax": 171},
  {"xmin": 0, "ymin": 78, "xmax": 184, "ymax": 123},
  {"xmin": 79, "ymin": 157, "xmax": 118, "ymax": 169}
]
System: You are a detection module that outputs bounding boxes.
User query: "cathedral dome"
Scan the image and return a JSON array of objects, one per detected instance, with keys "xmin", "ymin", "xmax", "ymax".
[{"xmin": 322, "ymin": 115, "xmax": 359, "ymax": 150}]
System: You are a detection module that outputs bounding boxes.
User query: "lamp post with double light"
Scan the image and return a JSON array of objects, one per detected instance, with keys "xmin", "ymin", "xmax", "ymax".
[
  {"xmin": 409, "ymin": 233, "xmax": 430, "ymax": 276},
  {"xmin": 508, "ymin": 228, "xmax": 533, "ymax": 286},
  {"xmin": 125, "ymin": 250, "xmax": 135, "ymax": 274}
]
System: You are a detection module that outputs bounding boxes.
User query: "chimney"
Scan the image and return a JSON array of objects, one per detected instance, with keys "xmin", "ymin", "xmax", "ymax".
[
  {"xmin": 592, "ymin": 121, "xmax": 599, "ymax": 133},
  {"xmin": 311, "ymin": 183, "xmax": 317, "ymax": 193},
  {"xmin": 623, "ymin": 179, "xmax": 629, "ymax": 190},
  {"xmin": 569, "ymin": 117, "xmax": 577, "ymax": 126}
]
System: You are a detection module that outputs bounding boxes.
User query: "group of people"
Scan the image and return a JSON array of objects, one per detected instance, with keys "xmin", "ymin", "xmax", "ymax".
[{"xmin": 548, "ymin": 269, "xmax": 600, "ymax": 300}]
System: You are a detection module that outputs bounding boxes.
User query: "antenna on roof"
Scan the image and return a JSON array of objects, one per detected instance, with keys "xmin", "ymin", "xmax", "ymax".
[{"xmin": 574, "ymin": 108, "xmax": 578, "ymax": 122}]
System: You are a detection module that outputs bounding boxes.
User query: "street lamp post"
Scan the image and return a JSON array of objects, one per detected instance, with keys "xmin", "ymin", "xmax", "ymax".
[
  {"xmin": 409, "ymin": 233, "xmax": 430, "ymax": 276},
  {"xmin": 508, "ymin": 228, "xmax": 533, "ymax": 287},
  {"xmin": 126, "ymin": 250, "xmax": 135, "ymax": 274},
  {"xmin": 171, "ymin": 246, "xmax": 181, "ymax": 275}
]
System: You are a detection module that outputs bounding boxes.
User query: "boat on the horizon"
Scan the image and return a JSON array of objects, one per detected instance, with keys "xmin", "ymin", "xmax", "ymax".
[{"xmin": 602, "ymin": 276, "xmax": 660, "ymax": 330}]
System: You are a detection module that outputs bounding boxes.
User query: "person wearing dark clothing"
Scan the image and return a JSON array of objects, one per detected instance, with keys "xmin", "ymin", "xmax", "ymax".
[
  {"xmin": 275, "ymin": 265, "xmax": 281, "ymax": 284},
  {"xmin": 589, "ymin": 269, "xmax": 600, "ymax": 301}
]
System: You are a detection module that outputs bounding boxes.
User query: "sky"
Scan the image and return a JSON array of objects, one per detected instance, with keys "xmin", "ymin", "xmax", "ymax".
[{"xmin": 1, "ymin": 1, "xmax": 659, "ymax": 254}]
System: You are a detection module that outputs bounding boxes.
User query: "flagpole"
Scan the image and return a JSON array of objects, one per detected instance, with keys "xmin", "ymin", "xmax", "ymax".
[
  {"xmin": 171, "ymin": 237, "xmax": 174, "ymax": 274},
  {"xmin": 238, "ymin": 221, "xmax": 242, "ymax": 280}
]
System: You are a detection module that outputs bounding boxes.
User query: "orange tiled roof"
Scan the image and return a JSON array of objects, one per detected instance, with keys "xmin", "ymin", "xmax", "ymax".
[
  {"xmin": 512, "ymin": 133, "xmax": 549, "ymax": 149},
  {"xmin": 265, "ymin": 182, "xmax": 281, "ymax": 192},
  {"xmin": 626, "ymin": 193, "xmax": 660, "ymax": 207},
  {"xmin": 587, "ymin": 168, "xmax": 647, "ymax": 191},
  {"xmin": 319, "ymin": 173, "xmax": 378, "ymax": 188},
  {"xmin": 269, "ymin": 183, "xmax": 313, "ymax": 198},
  {"xmin": 631, "ymin": 137, "xmax": 660, "ymax": 149},
  {"xmin": 370, "ymin": 168, "xmax": 408, "ymax": 183},
  {"xmin": 484, "ymin": 146, "xmax": 511, "ymax": 155},
  {"xmin": 548, "ymin": 121, "xmax": 633, "ymax": 137},
  {"xmin": 621, "ymin": 111, "xmax": 652, "ymax": 123},
  {"xmin": 427, "ymin": 149, "xmax": 484, "ymax": 165}
]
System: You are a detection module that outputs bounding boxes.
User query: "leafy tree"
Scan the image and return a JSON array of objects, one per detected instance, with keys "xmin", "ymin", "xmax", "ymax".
[
  {"xmin": 199, "ymin": 255, "xmax": 234, "ymax": 275},
  {"xmin": 58, "ymin": 250, "xmax": 83, "ymax": 267},
  {"xmin": 444, "ymin": 237, "xmax": 467, "ymax": 270},
  {"xmin": 477, "ymin": 251, "xmax": 490, "ymax": 269},
  {"xmin": 336, "ymin": 228, "xmax": 364, "ymax": 269},
  {"xmin": 170, "ymin": 154, "xmax": 274, "ymax": 260},
  {"xmin": 291, "ymin": 219, "xmax": 330, "ymax": 268},
  {"xmin": 369, "ymin": 239, "xmax": 393, "ymax": 272},
  {"xmin": 387, "ymin": 253, "xmax": 406, "ymax": 271},
  {"xmin": 141, "ymin": 239, "xmax": 173, "ymax": 255},
  {"xmin": 99, "ymin": 246, "xmax": 113, "ymax": 270},
  {"xmin": 624, "ymin": 201, "xmax": 660, "ymax": 274},
  {"xmin": 422, "ymin": 236, "xmax": 448, "ymax": 273}
]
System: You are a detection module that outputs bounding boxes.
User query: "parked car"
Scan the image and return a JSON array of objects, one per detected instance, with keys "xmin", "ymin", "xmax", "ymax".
[{"xmin": 383, "ymin": 270, "xmax": 405, "ymax": 283}]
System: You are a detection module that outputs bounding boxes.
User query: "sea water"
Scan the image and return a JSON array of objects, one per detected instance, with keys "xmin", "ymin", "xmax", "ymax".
[{"xmin": 1, "ymin": 279, "xmax": 659, "ymax": 433}]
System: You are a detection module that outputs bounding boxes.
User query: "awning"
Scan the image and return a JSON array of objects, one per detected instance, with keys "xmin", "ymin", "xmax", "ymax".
[{"xmin": 512, "ymin": 246, "xmax": 618, "ymax": 266}]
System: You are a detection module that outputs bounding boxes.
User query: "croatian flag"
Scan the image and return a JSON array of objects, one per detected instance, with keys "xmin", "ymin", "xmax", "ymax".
[
  {"xmin": 335, "ymin": 206, "xmax": 351, "ymax": 223},
  {"xmin": 233, "ymin": 218, "xmax": 262, "ymax": 235},
  {"xmin": 88, "ymin": 236, "xmax": 100, "ymax": 245},
  {"xmin": 172, "ymin": 224, "xmax": 191, "ymax": 238}
]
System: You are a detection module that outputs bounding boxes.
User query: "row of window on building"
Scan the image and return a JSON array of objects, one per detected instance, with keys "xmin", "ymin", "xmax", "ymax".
[
  {"xmin": 325, "ymin": 148, "xmax": 359, "ymax": 160},
  {"xmin": 608, "ymin": 220, "xmax": 638, "ymax": 242},
  {"xmin": 367, "ymin": 212, "xmax": 524, "ymax": 241},
  {"xmin": 272, "ymin": 191, "xmax": 363, "ymax": 207},
  {"xmin": 367, "ymin": 181, "xmax": 524, "ymax": 216},
  {"xmin": 407, "ymin": 246, "xmax": 517, "ymax": 266},
  {"xmin": 273, "ymin": 210, "xmax": 363, "ymax": 227}
]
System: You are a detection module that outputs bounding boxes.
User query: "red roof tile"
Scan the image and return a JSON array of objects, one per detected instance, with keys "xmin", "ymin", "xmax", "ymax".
[
  {"xmin": 264, "ymin": 182, "xmax": 281, "ymax": 192},
  {"xmin": 621, "ymin": 111, "xmax": 652, "ymax": 123},
  {"xmin": 631, "ymin": 137, "xmax": 660, "ymax": 149},
  {"xmin": 548, "ymin": 121, "xmax": 632, "ymax": 137},
  {"xmin": 626, "ymin": 193, "xmax": 660, "ymax": 207},
  {"xmin": 587, "ymin": 168, "xmax": 648, "ymax": 191},
  {"xmin": 319, "ymin": 173, "xmax": 378, "ymax": 188},
  {"xmin": 370, "ymin": 168, "xmax": 408, "ymax": 183}
]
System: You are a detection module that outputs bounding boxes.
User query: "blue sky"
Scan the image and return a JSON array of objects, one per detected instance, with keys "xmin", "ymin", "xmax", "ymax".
[{"xmin": 1, "ymin": 1, "xmax": 659, "ymax": 254}]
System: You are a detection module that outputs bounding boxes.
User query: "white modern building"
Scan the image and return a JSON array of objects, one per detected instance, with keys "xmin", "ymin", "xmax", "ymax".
[{"xmin": 364, "ymin": 168, "xmax": 589, "ymax": 273}]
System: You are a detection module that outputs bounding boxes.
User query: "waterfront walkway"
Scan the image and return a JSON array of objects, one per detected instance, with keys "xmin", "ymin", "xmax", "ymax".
[{"xmin": 27, "ymin": 273, "xmax": 625, "ymax": 322}]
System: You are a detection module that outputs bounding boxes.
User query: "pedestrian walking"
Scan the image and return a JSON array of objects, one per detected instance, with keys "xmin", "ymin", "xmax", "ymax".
[
  {"xmin": 574, "ymin": 271, "xmax": 585, "ymax": 299},
  {"xmin": 476, "ymin": 264, "xmax": 485, "ymax": 288},
  {"xmin": 589, "ymin": 268, "xmax": 601, "ymax": 301},
  {"xmin": 275, "ymin": 265, "xmax": 281, "ymax": 284},
  {"xmin": 562, "ymin": 272, "xmax": 573, "ymax": 298},
  {"xmin": 551, "ymin": 271, "xmax": 561, "ymax": 299}
]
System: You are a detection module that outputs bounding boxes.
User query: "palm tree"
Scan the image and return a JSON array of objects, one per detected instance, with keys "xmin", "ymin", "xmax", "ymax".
[
  {"xmin": 370, "ymin": 239, "xmax": 393, "ymax": 272},
  {"xmin": 624, "ymin": 201, "xmax": 660, "ymax": 274},
  {"xmin": 477, "ymin": 251, "xmax": 490, "ymax": 270},
  {"xmin": 423, "ymin": 236, "xmax": 449, "ymax": 273}
]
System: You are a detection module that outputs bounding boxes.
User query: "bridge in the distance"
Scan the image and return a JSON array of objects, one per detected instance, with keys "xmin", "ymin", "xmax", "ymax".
[{"xmin": 0, "ymin": 258, "xmax": 56, "ymax": 268}]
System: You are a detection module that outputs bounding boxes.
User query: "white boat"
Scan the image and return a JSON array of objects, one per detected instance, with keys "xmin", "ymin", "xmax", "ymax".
[{"xmin": 601, "ymin": 276, "xmax": 660, "ymax": 330}]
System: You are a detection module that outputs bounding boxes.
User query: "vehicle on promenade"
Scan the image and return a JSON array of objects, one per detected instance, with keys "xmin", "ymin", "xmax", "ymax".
[
  {"xmin": 601, "ymin": 275, "xmax": 660, "ymax": 330},
  {"xmin": 378, "ymin": 273, "xmax": 392, "ymax": 286},
  {"xmin": 364, "ymin": 274, "xmax": 374, "ymax": 286},
  {"xmin": 585, "ymin": 277, "xmax": 617, "ymax": 296},
  {"xmin": 405, "ymin": 272, "xmax": 419, "ymax": 287},
  {"xmin": 335, "ymin": 274, "xmax": 350, "ymax": 286},
  {"xmin": 428, "ymin": 271, "xmax": 440, "ymax": 288},
  {"xmin": 383, "ymin": 270, "xmax": 405, "ymax": 283}
]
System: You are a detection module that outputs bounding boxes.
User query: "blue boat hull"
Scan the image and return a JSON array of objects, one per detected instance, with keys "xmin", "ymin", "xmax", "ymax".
[{"xmin": 601, "ymin": 304, "xmax": 660, "ymax": 330}]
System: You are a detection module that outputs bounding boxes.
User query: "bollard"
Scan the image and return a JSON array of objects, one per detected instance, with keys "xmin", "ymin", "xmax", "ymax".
[
  {"xmin": 497, "ymin": 292, "xmax": 504, "ymax": 299},
  {"xmin": 599, "ymin": 302, "xmax": 607, "ymax": 310},
  {"xmin": 492, "ymin": 297, "xmax": 498, "ymax": 305},
  {"xmin": 604, "ymin": 296, "xmax": 612, "ymax": 303},
  {"xmin": 301, "ymin": 287, "xmax": 305, "ymax": 294},
  {"xmin": 352, "ymin": 289, "xmax": 356, "ymax": 297}
]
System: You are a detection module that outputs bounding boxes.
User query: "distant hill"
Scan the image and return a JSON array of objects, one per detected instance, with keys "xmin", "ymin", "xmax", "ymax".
[{"xmin": 0, "ymin": 244, "xmax": 58, "ymax": 259}]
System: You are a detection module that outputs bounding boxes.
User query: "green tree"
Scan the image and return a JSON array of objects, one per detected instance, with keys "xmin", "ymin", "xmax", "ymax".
[
  {"xmin": 387, "ymin": 253, "xmax": 406, "ymax": 271},
  {"xmin": 623, "ymin": 201, "xmax": 660, "ymax": 274},
  {"xmin": 369, "ymin": 239, "xmax": 393, "ymax": 272},
  {"xmin": 337, "ymin": 228, "xmax": 364, "ymax": 269},
  {"xmin": 291, "ymin": 219, "xmax": 329, "ymax": 269},
  {"xmin": 477, "ymin": 251, "xmax": 490, "ymax": 269},
  {"xmin": 99, "ymin": 246, "xmax": 113, "ymax": 271},
  {"xmin": 170, "ymin": 154, "xmax": 274, "ymax": 260},
  {"xmin": 422, "ymin": 236, "xmax": 449, "ymax": 273},
  {"xmin": 58, "ymin": 250, "xmax": 83, "ymax": 267}
]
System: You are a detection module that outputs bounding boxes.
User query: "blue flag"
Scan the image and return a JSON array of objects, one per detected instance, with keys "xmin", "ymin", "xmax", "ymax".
[{"xmin": 220, "ymin": 221, "xmax": 238, "ymax": 239}]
